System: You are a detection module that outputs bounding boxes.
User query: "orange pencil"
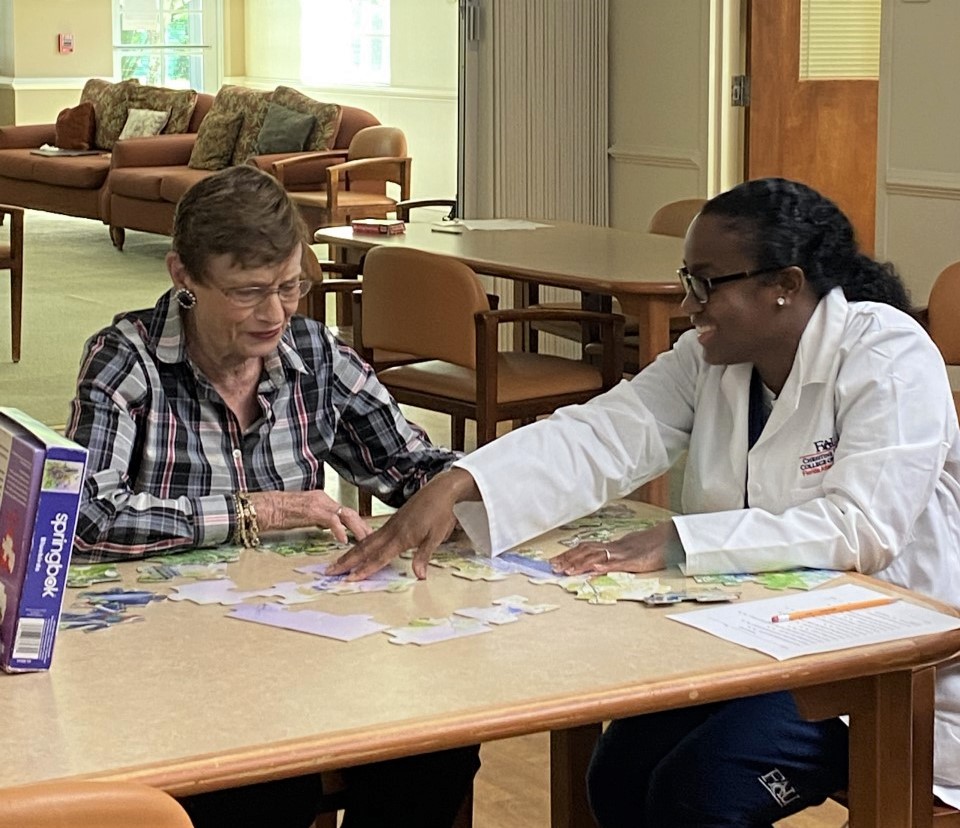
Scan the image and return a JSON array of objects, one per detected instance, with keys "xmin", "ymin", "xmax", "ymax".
[{"xmin": 770, "ymin": 596, "xmax": 897, "ymax": 623}]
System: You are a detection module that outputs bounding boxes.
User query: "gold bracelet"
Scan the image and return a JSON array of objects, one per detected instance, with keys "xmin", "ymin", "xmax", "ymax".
[{"xmin": 234, "ymin": 491, "xmax": 261, "ymax": 548}]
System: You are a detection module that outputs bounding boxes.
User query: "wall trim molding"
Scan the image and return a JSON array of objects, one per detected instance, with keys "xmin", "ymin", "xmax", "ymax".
[
  {"xmin": 608, "ymin": 143, "xmax": 702, "ymax": 170},
  {"xmin": 0, "ymin": 76, "xmax": 97, "ymax": 89},
  {"xmin": 231, "ymin": 76, "xmax": 456, "ymax": 102},
  {"xmin": 884, "ymin": 168, "xmax": 960, "ymax": 201}
]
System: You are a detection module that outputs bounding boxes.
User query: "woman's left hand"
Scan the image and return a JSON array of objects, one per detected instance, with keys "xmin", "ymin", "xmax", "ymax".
[{"xmin": 550, "ymin": 520, "xmax": 681, "ymax": 575}]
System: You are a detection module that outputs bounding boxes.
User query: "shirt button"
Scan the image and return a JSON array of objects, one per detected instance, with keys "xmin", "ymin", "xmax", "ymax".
[{"xmin": 233, "ymin": 449, "xmax": 242, "ymax": 459}]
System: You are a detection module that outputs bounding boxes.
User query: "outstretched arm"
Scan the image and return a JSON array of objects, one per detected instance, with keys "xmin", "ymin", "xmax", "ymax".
[{"xmin": 326, "ymin": 467, "xmax": 481, "ymax": 579}]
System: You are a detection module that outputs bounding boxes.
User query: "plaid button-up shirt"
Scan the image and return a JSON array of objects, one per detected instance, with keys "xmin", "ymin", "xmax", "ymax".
[{"xmin": 65, "ymin": 291, "xmax": 455, "ymax": 560}]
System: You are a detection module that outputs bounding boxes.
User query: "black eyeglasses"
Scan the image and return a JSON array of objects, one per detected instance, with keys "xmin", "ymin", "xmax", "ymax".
[{"xmin": 677, "ymin": 266, "xmax": 782, "ymax": 304}]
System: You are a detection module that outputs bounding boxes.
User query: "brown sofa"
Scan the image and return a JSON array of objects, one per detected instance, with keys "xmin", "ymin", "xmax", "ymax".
[
  {"xmin": 0, "ymin": 83, "xmax": 211, "ymax": 227},
  {"xmin": 107, "ymin": 95, "xmax": 380, "ymax": 249},
  {"xmin": 0, "ymin": 83, "xmax": 381, "ymax": 249}
]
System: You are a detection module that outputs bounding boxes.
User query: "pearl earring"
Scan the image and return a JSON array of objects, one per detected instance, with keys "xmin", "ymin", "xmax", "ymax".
[
  {"xmin": 776, "ymin": 297, "xmax": 786, "ymax": 307},
  {"xmin": 174, "ymin": 287, "xmax": 197, "ymax": 309}
]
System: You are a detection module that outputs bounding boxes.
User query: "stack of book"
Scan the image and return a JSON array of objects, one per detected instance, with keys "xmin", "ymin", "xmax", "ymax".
[
  {"xmin": 351, "ymin": 218, "xmax": 406, "ymax": 235},
  {"xmin": 0, "ymin": 408, "xmax": 87, "ymax": 672}
]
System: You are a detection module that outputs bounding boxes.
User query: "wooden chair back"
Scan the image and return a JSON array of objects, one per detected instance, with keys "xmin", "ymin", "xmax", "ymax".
[
  {"xmin": 0, "ymin": 781, "xmax": 194, "ymax": 828},
  {"xmin": 360, "ymin": 246, "xmax": 490, "ymax": 369},
  {"xmin": 928, "ymin": 261, "xmax": 960, "ymax": 364},
  {"xmin": 348, "ymin": 126, "xmax": 408, "ymax": 161},
  {"xmin": 0, "ymin": 203, "xmax": 24, "ymax": 363},
  {"xmin": 647, "ymin": 197, "xmax": 707, "ymax": 238}
]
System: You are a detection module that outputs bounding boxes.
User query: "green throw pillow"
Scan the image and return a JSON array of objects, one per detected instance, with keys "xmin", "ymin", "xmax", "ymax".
[
  {"xmin": 188, "ymin": 110, "xmax": 244, "ymax": 171},
  {"xmin": 255, "ymin": 103, "xmax": 316, "ymax": 154}
]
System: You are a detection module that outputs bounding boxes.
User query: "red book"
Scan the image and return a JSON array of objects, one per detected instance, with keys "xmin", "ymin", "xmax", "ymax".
[{"xmin": 351, "ymin": 219, "xmax": 406, "ymax": 235}]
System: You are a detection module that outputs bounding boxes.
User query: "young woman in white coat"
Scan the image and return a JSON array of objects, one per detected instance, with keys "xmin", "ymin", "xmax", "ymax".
[{"xmin": 329, "ymin": 178, "xmax": 960, "ymax": 826}]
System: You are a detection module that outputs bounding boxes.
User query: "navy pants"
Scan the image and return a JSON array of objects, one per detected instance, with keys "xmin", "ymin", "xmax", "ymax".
[
  {"xmin": 587, "ymin": 691, "xmax": 849, "ymax": 828},
  {"xmin": 178, "ymin": 744, "xmax": 481, "ymax": 828}
]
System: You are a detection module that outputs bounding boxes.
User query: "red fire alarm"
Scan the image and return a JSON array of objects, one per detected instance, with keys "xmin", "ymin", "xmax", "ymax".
[{"xmin": 58, "ymin": 34, "xmax": 74, "ymax": 54}]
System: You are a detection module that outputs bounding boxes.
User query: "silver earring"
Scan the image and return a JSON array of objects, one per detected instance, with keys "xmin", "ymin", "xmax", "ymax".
[
  {"xmin": 776, "ymin": 296, "xmax": 786, "ymax": 307},
  {"xmin": 174, "ymin": 287, "xmax": 197, "ymax": 309}
]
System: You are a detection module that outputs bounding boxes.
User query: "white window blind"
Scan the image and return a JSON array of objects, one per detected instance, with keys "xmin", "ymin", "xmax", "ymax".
[{"xmin": 799, "ymin": 0, "xmax": 881, "ymax": 80}]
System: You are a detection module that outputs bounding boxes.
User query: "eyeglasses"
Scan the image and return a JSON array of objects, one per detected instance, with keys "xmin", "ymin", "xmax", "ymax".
[
  {"xmin": 677, "ymin": 266, "xmax": 781, "ymax": 304},
  {"xmin": 219, "ymin": 278, "xmax": 313, "ymax": 308}
]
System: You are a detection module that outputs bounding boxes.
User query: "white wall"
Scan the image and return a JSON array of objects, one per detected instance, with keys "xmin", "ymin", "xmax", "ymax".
[
  {"xmin": 876, "ymin": 0, "xmax": 960, "ymax": 303},
  {"xmin": 239, "ymin": 0, "xmax": 459, "ymax": 203},
  {"xmin": 607, "ymin": 0, "xmax": 710, "ymax": 232}
]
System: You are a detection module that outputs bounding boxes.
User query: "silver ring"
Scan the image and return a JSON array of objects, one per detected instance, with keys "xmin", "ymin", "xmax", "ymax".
[
  {"xmin": 604, "ymin": 548, "xmax": 611, "ymax": 562},
  {"xmin": 336, "ymin": 507, "xmax": 343, "ymax": 517}
]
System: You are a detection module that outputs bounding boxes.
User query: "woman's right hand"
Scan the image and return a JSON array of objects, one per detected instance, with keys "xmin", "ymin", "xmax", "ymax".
[
  {"xmin": 245, "ymin": 490, "xmax": 372, "ymax": 544},
  {"xmin": 326, "ymin": 467, "xmax": 480, "ymax": 580}
]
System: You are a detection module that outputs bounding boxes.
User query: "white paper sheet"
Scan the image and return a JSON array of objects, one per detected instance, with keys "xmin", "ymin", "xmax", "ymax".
[{"xmin": 668, "ymin": 583, "xmax": 960, "ymax": 660}]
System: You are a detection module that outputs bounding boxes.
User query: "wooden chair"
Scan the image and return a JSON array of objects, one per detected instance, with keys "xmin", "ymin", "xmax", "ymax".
[
  {"xmin": 922, "ymin": 260, "xmax": 960, "ymax": 416},
  {"xmin": 0, "ymin": 780, "xmax": 194, "ymax": 828},
  {"xmin": 647, "ymin": 197, "xmax": 707, "ymax": 237},
  {"xmin": 275, "ymin": 126, "xmax": 411, "ymax": 235},
  {"xmin": 354, "ymin": 246, "xmax": 624, "ymax": 450},
  {"xmin": 830, "ymin": 790, "xmax": 960, "ymax": 827},
  {"xmin": 0, "ymin": 203, "xmax": 24, "ymax": 363}
]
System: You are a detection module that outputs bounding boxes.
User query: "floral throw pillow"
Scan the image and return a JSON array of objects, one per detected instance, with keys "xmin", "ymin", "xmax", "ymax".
[
  {"xmin": 54, "ymin": 102, "xmax": 96, "ymax": 150},
  {"xmin": 117, "ymin": 108, "xmax": 171, "ymax": 140},
  {"xmin": 187, "ymin": 110, "xmax": 244, "ymax": 171},
  {"xmin": 126, "ymin": 85, "xmax": 199, "ymax": 134},
  {"xmin": 79, "ymin": 78, "xmax": 140, "ymax": 150}
]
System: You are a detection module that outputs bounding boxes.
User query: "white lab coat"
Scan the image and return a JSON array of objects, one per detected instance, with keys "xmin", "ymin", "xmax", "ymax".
[{"xmin": 453, "ymin": 287, "xmax": 960, "ymax": 791}]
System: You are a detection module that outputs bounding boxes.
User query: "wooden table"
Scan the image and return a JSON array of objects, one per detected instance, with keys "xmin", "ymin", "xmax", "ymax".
[
  {"xmin": 314, "ymin": 221, "xmax": 686, "ymax": 506},
  {"xmin": 5, "ymin": 502, "xmax": 957, "ymax": 828},
  {"xmin": 313, "ymin": 221, "xmax": 686, "ymax": 370}
]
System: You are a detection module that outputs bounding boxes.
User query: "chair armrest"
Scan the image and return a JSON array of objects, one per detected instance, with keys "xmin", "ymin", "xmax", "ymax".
[
  {"xmin": 0, "ymin": 204, "xmax": 24, "ymax": 248},
  {"xmin": 314, "ymin": 278, "xmax": 363, "ymax": 294},
  {"xmin": 326, "ymin": 156, "xmax": 411, "ymax": 182},
  {"xmin": 477, "ymin": 309, "xmax": 626, "ymax": 390},
  {"xmin": 110, "ymin": 134, "xmax": 197, "ymax": 168},
  {"xmin": 270, "ymin": 150, "xmax": 349, "ymax": 187},
  {"xmin": 396, "ymin": 198, "xmax": 457, "ymax": 221},
  {"xmin": 0, "ymin": 123, "xmax": 56, "ymax": 149}
]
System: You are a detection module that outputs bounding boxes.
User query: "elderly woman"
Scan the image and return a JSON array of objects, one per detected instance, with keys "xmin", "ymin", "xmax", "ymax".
[
  {"xmin": 65, "ymin": 165, "xmax": 478, "ymax": 828},
  {"xmin": 331, "ymin": 178, "xmax": 960, "ymax": 826}
]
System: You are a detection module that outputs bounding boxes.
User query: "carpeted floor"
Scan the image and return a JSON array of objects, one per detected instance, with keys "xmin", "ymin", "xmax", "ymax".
[{"xmin": 0, "ymin": 210, "xmax": 173, "ymax": 428}]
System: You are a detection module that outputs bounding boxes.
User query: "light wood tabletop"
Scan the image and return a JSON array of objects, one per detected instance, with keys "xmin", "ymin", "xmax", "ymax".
[
  {"xmin": 313, "ymin": 221, "xmax": 686, "ymax": 367},
  {"xmin": 5, "ymin": 501, "xmax": 956, "ymax": 828}
]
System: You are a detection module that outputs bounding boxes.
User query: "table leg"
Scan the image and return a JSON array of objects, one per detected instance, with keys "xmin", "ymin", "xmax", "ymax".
[
  {"xmin": 550, "ymin": 724, "xmax": 601, "ymax": 828},
  {"xmin": 793, "ymin": 668, "xmax": 935, "ymax": 828}
]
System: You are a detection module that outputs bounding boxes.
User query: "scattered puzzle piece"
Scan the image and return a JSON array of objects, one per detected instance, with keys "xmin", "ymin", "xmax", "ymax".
[
  {"xmin": 294, "ymin": 561, "xmax": 418, "ymax": 594},
  {"xmin": 385, "ymin": 616, "xmax": 491, "ymax": 646},
  {"xmin": 168, "ymin": 579, "xmax": 283, "ymax": 605},
  {"xmin": 66, "ymin": 563, "xmax": 122, "ymax": 588},
  {"xmin": 228, "ymin": 603, "xmax": 388, "ymax": 641},
  {"xmin": 59, "ymin": 607, "xmax": 145, "ymax": 633},
  {"xmin": 78, "ymin": 588, "xmax": 166, "ymax": 612},
  {"xmin": 136, "ymin": 562, "xmax": 228, "ymax": 582}
]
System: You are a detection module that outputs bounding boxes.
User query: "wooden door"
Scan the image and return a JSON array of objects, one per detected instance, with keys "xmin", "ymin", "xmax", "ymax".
[{"xmin": 746, "ymin": 0, "xmax": 878, "ymax": 253}]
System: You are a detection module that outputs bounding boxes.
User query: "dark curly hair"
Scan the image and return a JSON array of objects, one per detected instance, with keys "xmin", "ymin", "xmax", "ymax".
[{"xmin": 700, "ymin": 178, "xmax": 911, "ymax": 312}]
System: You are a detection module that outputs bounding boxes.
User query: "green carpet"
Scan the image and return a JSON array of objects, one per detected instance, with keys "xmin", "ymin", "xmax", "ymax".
[{"xmin": 0, "ymin": 211, "xmax": 172, "ymax": 428}]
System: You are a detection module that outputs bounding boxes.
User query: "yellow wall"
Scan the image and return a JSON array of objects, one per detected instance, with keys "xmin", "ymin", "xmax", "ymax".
[{"xmin": 11, "ymin": 0, "xmax": 112, "ymax": 77}]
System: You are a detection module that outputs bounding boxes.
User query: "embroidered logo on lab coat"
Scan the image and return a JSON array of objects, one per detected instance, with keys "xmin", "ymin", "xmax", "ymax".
[{"xmin": 799, "ymin": 437, "xmax": 836, "ymax": 477}]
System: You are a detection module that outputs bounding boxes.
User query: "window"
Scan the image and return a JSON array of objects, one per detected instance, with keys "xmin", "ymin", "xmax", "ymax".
[
  {"xmin": 300, "ymin": 0, "xmax": 390, "ymax": 87},
  {"xmin": 799, "ymin": 0, "xmax": 881, "ymax": 80},
  {"xmin": 113, "ymin": 0, "xmax": 220, "ymax": 91}
]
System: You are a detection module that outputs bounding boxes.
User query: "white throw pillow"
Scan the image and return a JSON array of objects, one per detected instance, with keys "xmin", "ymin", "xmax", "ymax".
[{"xmin": 117, "ymin": 108, "xmax": 171, "ymax": 140}]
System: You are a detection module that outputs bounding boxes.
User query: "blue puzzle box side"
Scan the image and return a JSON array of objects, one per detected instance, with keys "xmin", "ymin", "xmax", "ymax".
[{"xmin": 0, "ymin": 409, "xmax": 87, "ymax": 672}]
